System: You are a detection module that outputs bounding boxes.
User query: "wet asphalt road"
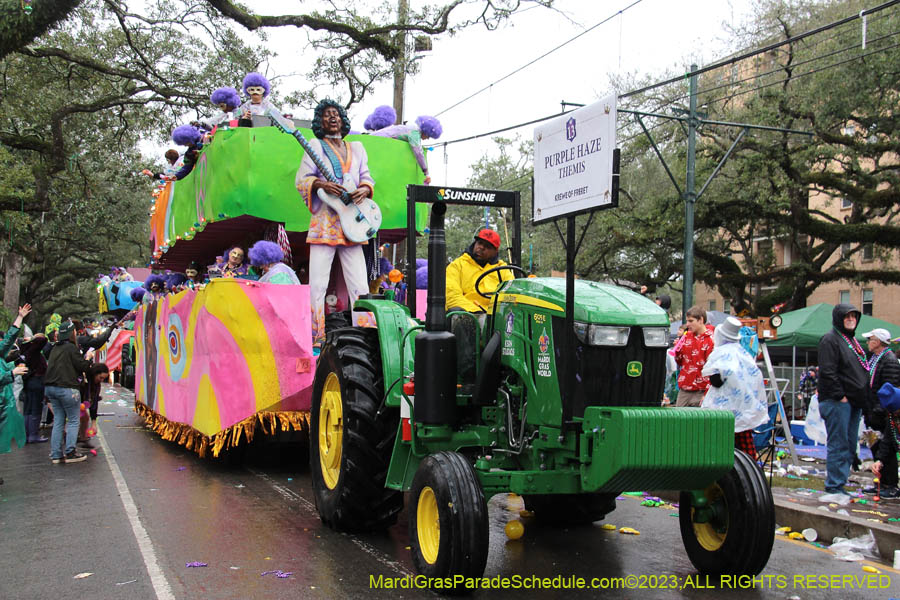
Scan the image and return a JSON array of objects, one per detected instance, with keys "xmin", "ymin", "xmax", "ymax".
[{"xmin": 1, "ymin": 386, "xmax": 899, "ymax": 600}]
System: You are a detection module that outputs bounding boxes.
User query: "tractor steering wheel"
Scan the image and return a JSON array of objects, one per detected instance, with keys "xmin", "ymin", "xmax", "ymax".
[{"xmin": 475, "ymin": 265, "xmax": 528, "ymax": 299}]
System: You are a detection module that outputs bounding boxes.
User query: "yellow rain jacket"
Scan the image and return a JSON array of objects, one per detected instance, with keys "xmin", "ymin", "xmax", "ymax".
[{"xmin": 445, "ymin": 251, "xmax": 514, "ymax": 313}]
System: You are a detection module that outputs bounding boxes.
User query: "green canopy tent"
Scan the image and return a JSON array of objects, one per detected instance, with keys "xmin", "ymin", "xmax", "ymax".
[
  {"xmin": 763, "ymin": 303, "xmax": 900, "ymax": 417},
  {"xmin": 767, "ymin": 303, "xmax": 900, "ymax": 349}
]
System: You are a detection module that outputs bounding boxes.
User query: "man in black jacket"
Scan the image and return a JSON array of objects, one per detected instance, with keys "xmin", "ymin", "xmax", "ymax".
[
  {"xmin": 45, "ymin": 322, "xmax": 95, "ymax": 464},
  {"xmin": 817, "ymin": 304, "xmax": 869, "ymax": 495},
  {"xmin": 861, "ymin": 328, "xmax": 900, "ymax": 497}
]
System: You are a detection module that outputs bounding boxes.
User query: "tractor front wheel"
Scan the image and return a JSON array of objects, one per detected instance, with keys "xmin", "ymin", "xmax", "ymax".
[
  {"xmin": 309, "ymin": 328, "xmax": 402, "ymax": 532},
  {"xmin": 409, "ymin": 451, "xmax": 489, "ymax": 588},
  {"xmin": 679, "ymin": 450, "xmax": 775, "ymax": 575}
]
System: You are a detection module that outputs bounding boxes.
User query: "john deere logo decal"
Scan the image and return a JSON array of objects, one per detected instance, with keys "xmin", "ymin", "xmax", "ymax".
[{"xmin": 626, "ymin": 361, "xmax": 642, "ymax": 377}]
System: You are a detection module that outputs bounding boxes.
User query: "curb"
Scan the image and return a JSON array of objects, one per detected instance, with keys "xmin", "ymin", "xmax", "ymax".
[
  {"xmin": 772, "ymin": 495, "xmax": 900, "ymax": 562},
  {"xmin": 654, "ymin": 489, "xmax": 899, "ymax": 563}
]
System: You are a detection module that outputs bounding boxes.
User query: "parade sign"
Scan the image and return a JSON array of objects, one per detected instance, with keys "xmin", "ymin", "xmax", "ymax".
[{"xmin": 533, "ymin": 93, "xmax": 617, "ymax": 223}]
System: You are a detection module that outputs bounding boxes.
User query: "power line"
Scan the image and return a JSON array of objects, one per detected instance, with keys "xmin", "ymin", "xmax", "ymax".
[
  {"xmin": 621, "ymin": 0, "xmax": 900, "ymax": 100},
  {"xmin": 437, "ymin": 0, "xmax": 900, "ymax": 149},
  {"xmin": 433, "ymin": 0, "xmax": 645, "ymax": 118},
  {"xmin": 681, "ymin": 24, "xmax": 900, "ymax": 106},
  {"xmin": 701, "ymin": 39, "xmax": 900, "ymax": 109}
]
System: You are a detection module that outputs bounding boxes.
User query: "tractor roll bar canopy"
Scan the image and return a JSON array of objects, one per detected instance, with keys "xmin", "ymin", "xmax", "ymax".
[{"xmin": 405, "ymin": 185, "xmax": 522, "ymax": 318}]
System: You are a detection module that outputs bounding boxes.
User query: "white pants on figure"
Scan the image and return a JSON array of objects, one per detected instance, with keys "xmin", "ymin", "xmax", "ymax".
[{"xmin": 309, "ymin": 243, "xmax": 368, "ymax": 348}]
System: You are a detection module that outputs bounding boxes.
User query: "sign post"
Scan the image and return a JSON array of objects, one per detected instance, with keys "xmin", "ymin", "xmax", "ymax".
[{"xmin": 533, "ymin": 94, "xmax": 619, "ymax": 434}]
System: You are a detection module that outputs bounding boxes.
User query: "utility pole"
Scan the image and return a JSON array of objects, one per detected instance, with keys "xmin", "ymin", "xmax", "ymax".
[
  {"xmin": 392, "ymin": 0, "xmax": 409, "ymax": 124},
  {"xmin": 683, "ymin": 63, "xmax": 698, "ymax": 319}
]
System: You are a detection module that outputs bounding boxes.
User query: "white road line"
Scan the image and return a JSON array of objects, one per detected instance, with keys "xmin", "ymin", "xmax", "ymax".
[
  {"xmin": 97, "ymin": 427, "xmax": 176, "ymax": 600},
  {"xmin": 247, "ymin": 468, "xmax": 414, "ymax": 577}
]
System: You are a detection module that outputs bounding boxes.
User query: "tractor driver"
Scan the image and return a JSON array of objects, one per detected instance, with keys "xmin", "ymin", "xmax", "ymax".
[{"xmin": 446, "ymin": 228, "xmax": 514, "ymax": 381}]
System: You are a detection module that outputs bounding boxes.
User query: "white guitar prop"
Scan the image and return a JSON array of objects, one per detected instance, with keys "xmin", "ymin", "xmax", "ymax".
[{"xmin": 266, "ymin": 107, "xmax": 381, "ymax": 242}]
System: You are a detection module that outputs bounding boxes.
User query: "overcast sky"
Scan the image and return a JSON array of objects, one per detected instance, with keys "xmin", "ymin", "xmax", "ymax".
[
  {"xmin": 159, "ymin": 1, "xmax": 754, "ymax": 184},
  {"xmin": 256, "ymin": 0, "xmax": 754, "ymax": 185}
]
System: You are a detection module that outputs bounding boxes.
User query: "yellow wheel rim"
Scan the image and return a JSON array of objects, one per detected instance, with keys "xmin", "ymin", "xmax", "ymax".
[
  {"xmin": 692, "ymin": 483, "xmax": 727, "ymax": 551},
  {"xmin": 417, "ymin": 486, "xmax": 440, "ymax": 565},
  {"xmin": 318, "ymin": 372, "xmax": 343, "ymax": 490}
]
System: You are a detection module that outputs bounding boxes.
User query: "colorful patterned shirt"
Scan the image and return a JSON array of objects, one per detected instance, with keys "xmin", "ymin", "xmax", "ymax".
[{"xmin": 675, "ymin": 324, "xmax": 715, "ymax": 392}]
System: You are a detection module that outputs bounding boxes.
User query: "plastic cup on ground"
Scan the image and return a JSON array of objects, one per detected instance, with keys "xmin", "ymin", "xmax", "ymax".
[{"xmin": 802, "ymin": 528, "xmax": 817, "ymax": 542}]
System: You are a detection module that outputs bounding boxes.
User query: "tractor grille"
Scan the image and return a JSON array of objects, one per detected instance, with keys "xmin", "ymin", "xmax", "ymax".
[{"xmin": 551, "ymin": 317, "xmax": 666, "ymax": 416}]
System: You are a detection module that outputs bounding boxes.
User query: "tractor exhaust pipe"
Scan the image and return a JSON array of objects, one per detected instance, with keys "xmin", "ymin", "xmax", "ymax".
[
  {"xmin": 425, "ymin": 201, "xmax": 448, "ymax": 331},
  {"xmin": 415, "ymin": 201, "xmax": 457, "ymax": 425}
]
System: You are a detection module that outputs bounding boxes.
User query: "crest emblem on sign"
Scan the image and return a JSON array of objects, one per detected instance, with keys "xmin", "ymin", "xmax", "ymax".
[
  {"xmin": 566, "ymin": 117, "xmax": 577, "ymax": 142},
  {"xmin": 538, "ymin": 328, "xmax": 550, "ymax": 353}
]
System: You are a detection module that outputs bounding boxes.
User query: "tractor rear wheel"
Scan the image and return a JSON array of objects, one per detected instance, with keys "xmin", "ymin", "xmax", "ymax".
[
  {"xmin": 409, "ymin": 451, "xmax": 489, "ymax": 589},
  {"xmin": 309, "ymin": 327, "xmax": 402, "ymax": 532},
  {"xmin": 679, "ymin": 450, "xmax": 775, "ymax": 575},
  {"xmin": 522, "ymin": 493, "xmax": 617, "ymax": 526}
]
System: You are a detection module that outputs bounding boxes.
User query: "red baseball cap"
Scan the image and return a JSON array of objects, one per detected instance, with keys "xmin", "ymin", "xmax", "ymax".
[{"xmin": 474, "ymin": 228, "xmax": 500, "ymax": 249}]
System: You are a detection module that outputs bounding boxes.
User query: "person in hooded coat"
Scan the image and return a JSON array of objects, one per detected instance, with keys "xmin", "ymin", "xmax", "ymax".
[{"xmin": 817, "ymin": 303, "xmax": 870, "ymax": 494}]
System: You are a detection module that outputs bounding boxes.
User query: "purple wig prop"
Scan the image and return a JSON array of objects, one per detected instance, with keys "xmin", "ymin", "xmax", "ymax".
[
  {"xmin": 210, "ymin": 87, "xmax": 241, "ymax": 110},
  {"xmin": 416, "ymin": 115, "xmax": 442, "ymax": 139},
  {"xmin": 416, "ymin": 265, "xmax": 428, "ymax": 289},
  {"xmin": 172, "ymin": 125, "xmax": 201, "ymax": 146},
  {"xmin": 364, "ymin": 105, "xmax": 397, "ymax": 131},
  {"xmin": 379, "ymin": 257, "xmax": 393, "ymax": 276},
  {"xmin": 144, "ymin": 274, "xmax": 166, "ymax": 291},
  {"xmin": 165, "ymin": 273, "xmax": 187, "ymax": 290},
  {"xmin": 130, "ymin": 287, "xmax": 146, "ymax": 302},
  {"xmin": 248, "ymin": 240, "xmax": 284, "ymax": 266},
  {"xmin": 242, "ymin": 72, "xmax": 270, "ymax": 97}
]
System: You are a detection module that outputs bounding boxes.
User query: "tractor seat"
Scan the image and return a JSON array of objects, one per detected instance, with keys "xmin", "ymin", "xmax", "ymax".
[{"xmin": 473, "ymin": 332, "xmax": 502, "ymax": 406}]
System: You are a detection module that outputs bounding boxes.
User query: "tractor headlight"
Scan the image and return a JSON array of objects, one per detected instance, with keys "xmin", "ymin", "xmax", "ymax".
[
  {"xmin": 587, "ymin": 325, "xmax": 630, "ymax": 347},
  {"xmin": 642, "ymin": 327, "xmax": 669, "ymax": 347},
  {"xmin": 574, "ymin": 321, "xmax": 589, "ymax": 344}
]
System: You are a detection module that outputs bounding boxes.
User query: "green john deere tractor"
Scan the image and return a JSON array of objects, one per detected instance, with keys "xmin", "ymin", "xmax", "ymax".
[{"xmin": 309, "ymin": 194, "xmax": 774, "ymax": 586}]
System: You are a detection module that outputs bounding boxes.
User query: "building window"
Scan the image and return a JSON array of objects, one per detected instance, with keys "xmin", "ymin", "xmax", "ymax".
[
  {"xmin": 723, "ymin": 299, "xmax": 731, "ymax": 313},
  {"xmin": 863, "ymin": 289, "xmax": 873, "ymax": 316},
  {"xmin": 862, "ymin": 244, "xmax": 874, "ymax": 261},
  {"xmin": 841, "ymin": 243, "xmax": 851, "ymax": 259},
  {"xmin": 841, "ymin": 197, "xmax": 852, "ymax": 209},
  {"xmin": 839, "ymin": 290, "xmax": 850, "ymax": 304},
  {"xmin": 708, "ymin": 299, "xmax": 716, "ymax": 311}
]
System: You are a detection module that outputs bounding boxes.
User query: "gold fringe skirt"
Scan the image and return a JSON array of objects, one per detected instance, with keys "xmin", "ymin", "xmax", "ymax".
[{"xmin": 133, "ymin": 401, "xmax": 309, "ymax": 458}]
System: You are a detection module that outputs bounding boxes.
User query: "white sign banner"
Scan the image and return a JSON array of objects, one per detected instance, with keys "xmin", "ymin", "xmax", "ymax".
[{"xmin": 533, "ymin": 94, "xmax": 617, "ymax": 223}]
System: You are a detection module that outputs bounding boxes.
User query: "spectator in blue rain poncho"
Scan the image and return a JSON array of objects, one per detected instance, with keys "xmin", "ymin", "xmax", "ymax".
[{"xmin": 701, "ymin": 316, "xmax": 768, "ymax": 459}]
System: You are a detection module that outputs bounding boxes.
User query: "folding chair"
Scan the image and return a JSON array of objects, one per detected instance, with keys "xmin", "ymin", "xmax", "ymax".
[{"xmin": 753, "ymin": 402, "xmax": 781, "ymax": 482}]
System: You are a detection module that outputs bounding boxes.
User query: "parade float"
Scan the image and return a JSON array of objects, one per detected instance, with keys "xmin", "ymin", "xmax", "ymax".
[
  {"xmin": 134, "ymin": 118, "xmax": 427, "ymax": 457},
  {"xmin": 95, "ymin": 268, "xmax": 142, "ymax": 387}
]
